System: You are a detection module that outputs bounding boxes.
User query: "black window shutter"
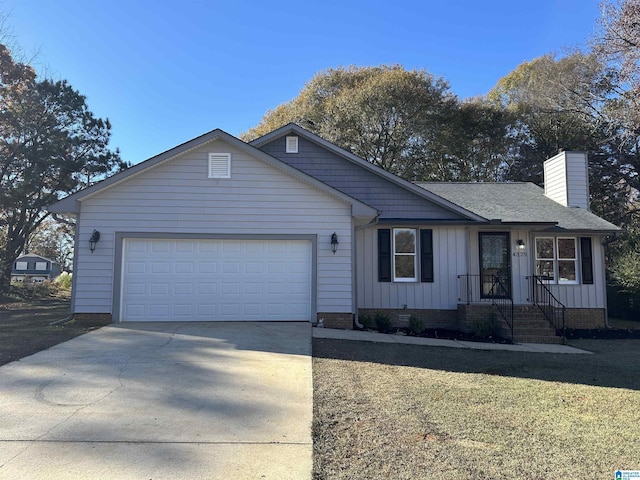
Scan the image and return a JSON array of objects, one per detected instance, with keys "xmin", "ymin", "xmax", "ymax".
[
  {"xmin": 378, "ymin": 229, "xmax": 392, "ymax": 282},
  {"xmin": 580, "ymin": 237, "xmax": 594, "ymax": 285},
  {"xmin": 420, "ymin": 229, "xmax": 434, "ymax": 283}
]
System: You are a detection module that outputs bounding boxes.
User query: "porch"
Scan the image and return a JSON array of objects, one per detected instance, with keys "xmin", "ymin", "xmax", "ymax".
[{"xmin": 457, "ymin": 274, "xmax": 567, "ymax": 344}]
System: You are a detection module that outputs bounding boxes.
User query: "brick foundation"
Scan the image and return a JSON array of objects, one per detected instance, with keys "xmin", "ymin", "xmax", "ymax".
[
  {"xmin": 358, "ymin": 308, "xmax": 458, "ymax": 330},
  {"xmin": 73, "ymin": 313, "xmax": 113, "ymax": 326},
  {"xmin": 565, "ymin": 308, "xmax": 606, "ymax": 329},
  {"xmin": 318, "ymin": 312, "xmax": 353, "ymax": 329}
]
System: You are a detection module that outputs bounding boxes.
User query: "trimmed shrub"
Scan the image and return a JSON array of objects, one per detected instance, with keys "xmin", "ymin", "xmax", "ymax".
[
  {"xmin": 472, "ymin": 315, "xmax": 500, "ymax": 338},
  {"xmin": 409, "ymin": 315, "xmax": 426, "ymax": 334},
  {"xmin": 359, "ymin": 313, "xmax": 375, "ymax": 330},
  {"xmin": 374, "ymin": 311, "xmax": 393, "ymax": 333}
]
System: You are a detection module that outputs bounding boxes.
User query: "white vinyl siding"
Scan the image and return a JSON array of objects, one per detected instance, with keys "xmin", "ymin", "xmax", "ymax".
[
  {"xmin": 73, "ymin": 141, "xmax": 353, "ymax": 317},
  {"xmin": 208, "ymin": 153, "xmax": 231, "ymax": 178},
  {"xmin": 543, "ymin": 151, "xmax": 589, "ymax": 209}
]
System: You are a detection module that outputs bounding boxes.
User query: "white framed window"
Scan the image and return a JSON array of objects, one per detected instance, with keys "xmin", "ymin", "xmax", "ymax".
[
  {"xmin": 35, "ymin": 262, "xmax": 48, "ymax": 270},
  {"xmin": 535, "ymin": 237, "xmax": 578, "ymax": 284},
  {"xmin": 208, "ymin": 153, "xmax": 231, "ymax": 178},
  {"xmin": 393, "ymin": 228, "xmax": 417, "ymax": 282},
  {"xmin": 286, "ymin": 136, "xmax": 299, "ymax": 153},
  {"xmin": 15, "ymin": 261, "xmax": 28, "ymax": 270},
  {"xmin": 557, "ymin": 237, "xmax": 578, "ymax": 283}
]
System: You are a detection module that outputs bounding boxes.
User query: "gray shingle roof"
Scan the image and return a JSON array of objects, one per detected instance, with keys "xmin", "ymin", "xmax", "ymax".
[{"xmin": 417, "ymin": 182, "xmax": 620, "ymax": 233}]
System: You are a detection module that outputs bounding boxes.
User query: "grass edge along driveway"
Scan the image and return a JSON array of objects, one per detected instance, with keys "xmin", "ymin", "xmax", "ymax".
[{"xmin": 312, "ymin": 337, "xmax": 640, "ymax": 480}]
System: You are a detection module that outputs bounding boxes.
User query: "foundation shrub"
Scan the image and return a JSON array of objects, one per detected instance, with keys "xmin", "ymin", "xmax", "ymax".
[
  {"xmin": 374, "ymin": 311, "xmax": 393, "ymax": 333},
  {"xmin": 472, "ymin": 315, "xmax": 500, "ymax": 339},
  {"xmin": 409, "ymin": 315, "xmax": 426, "ymax": 334}
]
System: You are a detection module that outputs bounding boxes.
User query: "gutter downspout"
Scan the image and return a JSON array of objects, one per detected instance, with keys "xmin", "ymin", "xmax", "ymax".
[{"xmin": 353, "ymin": 216, "xmax": 380, "ymax": 329}]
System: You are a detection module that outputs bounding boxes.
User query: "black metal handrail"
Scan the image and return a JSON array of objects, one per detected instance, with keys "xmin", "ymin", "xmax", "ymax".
[
  {"xmin": 527, "ymin": 275, "xmax": 566, "ymax": 341},
  {"xmin": 489, "ymin": 275, "xmax": 514, "ymax": 342},
  {"xmin": 457, "ymin": 274, "xmax": 510, "ymax": 302}
]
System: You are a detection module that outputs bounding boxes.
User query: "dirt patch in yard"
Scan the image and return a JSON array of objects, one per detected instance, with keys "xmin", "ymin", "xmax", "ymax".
[{"xmin": 0, "ymin": 297, "xmax": 105, "ymax": 366}]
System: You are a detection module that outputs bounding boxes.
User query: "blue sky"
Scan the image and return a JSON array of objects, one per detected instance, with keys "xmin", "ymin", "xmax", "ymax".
[{"xmin": 9, "ymin": 0, "xmax": 601, "ymax": 164}]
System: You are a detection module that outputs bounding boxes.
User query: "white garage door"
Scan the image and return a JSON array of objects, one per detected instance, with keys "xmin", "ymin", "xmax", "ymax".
[{"xmin": 120, "ymin": 238, "xmax": 312, "ymax": 322}]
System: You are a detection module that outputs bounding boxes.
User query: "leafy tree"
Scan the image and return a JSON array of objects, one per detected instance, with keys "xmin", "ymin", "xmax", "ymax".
[
  {"xmin": 595, "ymin": 0, "xmax": 640, "ymax": 138},
  {"xmin": 0, "ymin": 43, "xmax": 126, "ymax": 294},
  {"xmin": 243, "ymin": 65, "xmax": 460, "ymax": 180},
  {"xmin": 25, "ymin": 216, "xmax": 74, "ymax": 270},
  {"xmin": 434, "ymin": 99, "xmax": 514, "ymax": 181},
  {"xmin": 487, "ymin": 52, "xmax": 634, "ymax": 223}
]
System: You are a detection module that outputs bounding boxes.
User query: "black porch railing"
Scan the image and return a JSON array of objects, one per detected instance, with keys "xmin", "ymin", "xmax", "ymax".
[
  {"xmin": 527, "ymin": 275, "xmax": 566, "ymax": 342},
  {"xmin": 457, "ymin": 274, "xmax": 514, "ymax": 341}
]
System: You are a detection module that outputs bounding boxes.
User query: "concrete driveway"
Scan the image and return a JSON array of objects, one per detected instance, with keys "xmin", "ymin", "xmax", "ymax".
[{"xmin": 0, "ymin": 322, "xmax": 312, "ymax": 480}]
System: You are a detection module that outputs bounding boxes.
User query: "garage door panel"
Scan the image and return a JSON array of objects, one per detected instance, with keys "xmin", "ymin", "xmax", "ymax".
[
  {"xmin": 149, "ymin": 304, "xmax": 169, "ymax": 317},
  {"xmin": 121, "ymin": 238, "xmax": 311, "ymax": 322},
  {"xmin": 175, "ymin": 262, "xmax": 194, "ymax": 274},
  {"xmin": 150, "ymin": 283, "xmax": 170, "ymax": 295},
  {"xmin": 151, "ymin": 241, "xmax": 171, "ymax": 252},
  {"xmin": 197, "ymin": 283, "xmax": 217, "ymax": 295},
  {"xmin": 127, "ymin": 262, "xmax": 147, "ymax": 274},
  {"xmin": 198, "ymin": 262, "xmax": 218, "ymax": 274},
  {"xmin": 174, "ymin": 283, "xmax": 193, "ymax": 295}
]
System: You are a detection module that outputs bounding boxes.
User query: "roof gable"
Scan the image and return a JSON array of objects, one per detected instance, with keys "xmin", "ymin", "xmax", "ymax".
[
  {"xmin": 48, "ymin": 128, "xmax": 377, "ymax": 220},
  {"xmin": 251, "ymin": 124, "xmax": 486, "ymax": 222}
]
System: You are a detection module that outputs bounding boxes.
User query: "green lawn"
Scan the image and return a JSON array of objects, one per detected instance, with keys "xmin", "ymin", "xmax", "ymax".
[{"xmin": 313, "ymin": 338, "xmax": 640, "ymax": 480}]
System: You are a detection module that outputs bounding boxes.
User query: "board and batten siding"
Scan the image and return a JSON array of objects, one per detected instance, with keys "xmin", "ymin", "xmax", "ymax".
[
  {"xmin": 467, "ymin": 227, "xmax": 606, "ymax": 308},
  {"xmin": 356, "ymin": 226, "xmax": 467, "ymax": 310},
  {"xmin": 72, "ymin": 139, "xmax": 354, "ymax": 316}
]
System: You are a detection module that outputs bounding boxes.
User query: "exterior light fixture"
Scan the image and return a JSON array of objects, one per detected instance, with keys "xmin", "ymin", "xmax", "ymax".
[
  {"xmin": 331, "ymin": 232, "xmax": 339, "ymax": 254},
  {"xmin": 89, "ymin": 230, "xmax": 101, "ymax": 253},
  {"xmin": 516, "ymin": 239, "xmax": 525, "ymax": 251}
]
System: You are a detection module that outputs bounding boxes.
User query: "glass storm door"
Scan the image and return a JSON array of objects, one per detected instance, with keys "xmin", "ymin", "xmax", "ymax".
[{"xmin": 479, "ymin": 232, "xmax": 511, "ymax": 298}]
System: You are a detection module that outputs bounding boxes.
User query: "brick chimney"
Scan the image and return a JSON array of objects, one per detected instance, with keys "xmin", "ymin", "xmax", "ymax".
[{"xmin": 543, "ymin": 151, "xmax": 589, "ymax": 209}]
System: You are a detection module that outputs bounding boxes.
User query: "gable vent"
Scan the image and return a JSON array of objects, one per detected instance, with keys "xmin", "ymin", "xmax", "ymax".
[
  {"xmin": 286, "ymin": 136, "xmax": 299, "ymax": 153},
  {"xmin": 208, "ymin": 153, "xmax": 231, "ymax": 178}
]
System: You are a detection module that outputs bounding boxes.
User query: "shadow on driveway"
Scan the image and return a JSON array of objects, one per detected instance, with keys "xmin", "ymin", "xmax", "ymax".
[{"xmin": 0, "ymin": 322, "xmax": 312, "ymax": 480}]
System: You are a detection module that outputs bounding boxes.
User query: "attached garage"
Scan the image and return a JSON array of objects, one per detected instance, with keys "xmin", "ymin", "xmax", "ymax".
[{"xmin": 119, "ymin": 237, "xmax": 313, "ymax": 322}]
